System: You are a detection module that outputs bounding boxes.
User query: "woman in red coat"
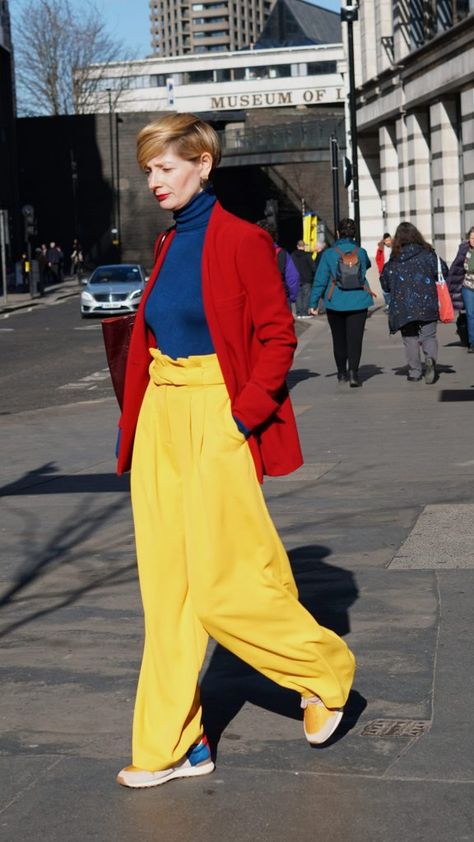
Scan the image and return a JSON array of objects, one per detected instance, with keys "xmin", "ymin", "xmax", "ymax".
[{"xmin": 116, "ymin": 113, "xmax": 355, "ymax": 789}]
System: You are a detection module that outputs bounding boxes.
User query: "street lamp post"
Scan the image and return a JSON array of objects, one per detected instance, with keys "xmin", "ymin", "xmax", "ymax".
[
  {"xmin": 330, "ymin": 134, "xmax": 340, "ymax": 237},
  {"xmin": 341, "ymin": 1, "xmax": 360, "ymax": 243},
  {"xmin": 115, "ymin": 113, "xmax": 123, "ymax": 260},
  {"xmin": 106, "ymin": 88, "xmax": 119, "ymax": 258}
]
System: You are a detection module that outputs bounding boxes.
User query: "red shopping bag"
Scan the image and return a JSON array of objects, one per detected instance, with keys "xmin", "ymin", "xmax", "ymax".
[{"xmin": 436, "ymin": 254, "xmax": 454, "ymax": 324}]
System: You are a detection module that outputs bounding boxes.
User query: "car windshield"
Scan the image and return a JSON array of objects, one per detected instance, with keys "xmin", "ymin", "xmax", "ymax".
[{"xmin": 91, "ymin": 267, "xmax": 142, "ymax": 284}]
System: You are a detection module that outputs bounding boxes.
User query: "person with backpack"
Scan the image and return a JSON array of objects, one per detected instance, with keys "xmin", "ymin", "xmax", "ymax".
[
  {"xmin": 380, "ymin": 221, "xmax": 448, "ymax": 383},
  {"xmin": 447, "ymin": 226, "xmax": 474, "ymax": 351},
  {"xmin": 309, "ymin": 218, "xmax": 375, "ymax": 387}
]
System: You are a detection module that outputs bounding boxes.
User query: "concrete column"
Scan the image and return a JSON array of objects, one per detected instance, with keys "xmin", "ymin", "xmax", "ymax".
[
  {"xmin": 405, "ymin": 110, "xmax": 432, "ymax": 241},
  {"xmin": 379, "ymin": 122, "xmax": 400, "ymax": 237},
  {"xmin": 430, "ymin": 98, "xmax": 462, "ymax": 261},
  {"xmin": 358, "ymin": 131, "xmax": 382, "ymax": 286},
  {"xmin": 395, "ymin": 114, "xmax": 409, "ymax": 219},
  {"xmin": 375, "ymin": 0, "xmax": 394, "ymax": 77},
  {"xmin": 359, "ymin": 0, "xmax": 377, "ymax": 85},
  {"xmin": 460, "ymin": 84, "xmax": 474, "ymax": 235}
]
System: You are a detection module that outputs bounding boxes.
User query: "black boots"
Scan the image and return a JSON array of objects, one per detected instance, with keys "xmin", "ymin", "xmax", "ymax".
[
  {"xmin": 337, "ymin": 369, "xmax": 361, "ymax": 387},
  {"xmin": 349, "ymin": 370, "xmax": 361, "ymax": 388}
]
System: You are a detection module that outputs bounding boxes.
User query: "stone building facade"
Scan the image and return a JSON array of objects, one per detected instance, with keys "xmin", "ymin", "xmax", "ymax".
[{"xmin": 352, "ymin": 0, "xmax": 474, "ymax": 263}]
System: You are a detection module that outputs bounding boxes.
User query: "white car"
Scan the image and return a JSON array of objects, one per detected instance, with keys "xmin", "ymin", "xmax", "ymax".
[{"xmin": 80, "ymin": 264, "xmax": 147, "ymax": 317}]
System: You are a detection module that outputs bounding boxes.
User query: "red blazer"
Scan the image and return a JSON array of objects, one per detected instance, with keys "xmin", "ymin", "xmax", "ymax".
[{"xmin": 117, "ymin": 201, "xmax": 304, "ymax": 482}]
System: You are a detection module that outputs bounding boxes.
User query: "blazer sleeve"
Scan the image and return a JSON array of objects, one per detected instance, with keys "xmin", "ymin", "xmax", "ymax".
[{"xmin": 231, "ymin": 228, "xmax": 297, "ymax": 431}]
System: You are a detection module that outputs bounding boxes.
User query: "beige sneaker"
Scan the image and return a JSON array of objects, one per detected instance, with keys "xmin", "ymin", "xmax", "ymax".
[
  {"xmin": 301, "ymin": 696, "xmax": 343, "ymax": 745},
  {"xmin": 116, "ymin": 737, "xmax": 214, "ymax": 789}
]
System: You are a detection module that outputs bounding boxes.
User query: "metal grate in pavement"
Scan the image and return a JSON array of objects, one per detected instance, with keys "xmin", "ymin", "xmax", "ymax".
[{"xmin": 361, "ymin": 719, "xmax": 431, "ymax": 737}]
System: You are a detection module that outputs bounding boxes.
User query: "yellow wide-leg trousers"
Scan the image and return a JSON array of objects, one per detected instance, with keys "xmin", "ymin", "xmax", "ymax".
[{"xmin": 130, "ymin": 350, "xmax": 355, "ymax": 771}]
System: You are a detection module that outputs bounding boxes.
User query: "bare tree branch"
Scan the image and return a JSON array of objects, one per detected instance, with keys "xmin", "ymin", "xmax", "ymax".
[{"xmin": 12, "ymin": 0, "xmax": 133, "ymax": 116}]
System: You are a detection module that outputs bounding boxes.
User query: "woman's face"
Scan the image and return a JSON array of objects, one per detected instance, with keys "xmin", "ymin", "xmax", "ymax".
[
  {"xmin": 145, "ymin": 147, "xmax": 212, "ymax": 211},
  {"xmin": 469, "ymin": 230, "xmax": 474, "ymax": 248}
]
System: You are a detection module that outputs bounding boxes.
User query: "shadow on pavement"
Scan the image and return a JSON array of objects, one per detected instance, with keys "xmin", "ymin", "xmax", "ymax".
[
  {"xmin": 0, "ymin": 462, "xmax": 129, "ymax": 497},
  {"xmin": 287, "ymin": 368, "xmax": 320, "ymax": 389},
  {"xmin": 438, "ymin": 388, "xmax": 474, "ymax": 401},
  {"xmin": 0, "ymin": 494, "xmax": 134, "ymax": 638},
  {"xmin": 202, "ymin": 544, "xmax": 363, "ymax": 757},
  {"xmin": 358, "ymin": 363, "xmax": 384, "ymax": 383}
]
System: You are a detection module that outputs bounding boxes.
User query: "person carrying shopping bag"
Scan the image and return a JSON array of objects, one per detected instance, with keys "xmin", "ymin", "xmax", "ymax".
[
  {"xmin": 447, "ymin": 226, "xmax": 474, "ymax": 352},
  {"xmin": 114, "ymin": 113, "xmax": 356, "ymax": 789},
  {"xmin": 381, "ymin": 221, "xmax": 448, "ymax": 383}
]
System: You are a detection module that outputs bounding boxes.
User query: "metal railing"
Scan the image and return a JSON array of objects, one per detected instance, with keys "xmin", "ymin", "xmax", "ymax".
[{"xmin": 219, "ymin": 119, "xmax": 346, "ymax": 157}]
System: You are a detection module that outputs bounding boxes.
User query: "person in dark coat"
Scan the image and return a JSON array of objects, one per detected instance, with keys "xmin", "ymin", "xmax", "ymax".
[
  {"xmin": 257, "ymin": 220, "xmax": 300, "ymax": 306},
  {"xmin": 291, "ymin": 240, "xmax": 315, "ymax": 317},
  {"xmin": 36, "ymin": 244, "xmax": 48, "ymax": 296},
  {"xmin": 381, "ymin": 221, "xmax": 447, "ymax": 383},
  {"xmin": 447, "ymin": 226, "xmax": 474, "ymax": 351}
]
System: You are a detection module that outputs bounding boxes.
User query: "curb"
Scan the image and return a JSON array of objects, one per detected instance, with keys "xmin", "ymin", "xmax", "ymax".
[{"xmin": 0, "ymin": 283, "xmax": 80, "ymax": 315}]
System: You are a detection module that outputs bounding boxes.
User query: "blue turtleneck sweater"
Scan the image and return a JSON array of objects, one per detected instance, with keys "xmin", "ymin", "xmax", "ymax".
[{"xmin": 145, "ymin": 188, "xmax": 216, "ymax": 359}]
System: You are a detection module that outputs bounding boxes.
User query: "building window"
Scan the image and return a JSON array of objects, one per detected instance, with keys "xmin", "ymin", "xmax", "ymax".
[
  {"xmin": 306, "ymin": 61, "xmax": 338, "ymax": 74},
  {"xmin": 184, "ymin": 69, "xmax": 214, "ymax": 82}
]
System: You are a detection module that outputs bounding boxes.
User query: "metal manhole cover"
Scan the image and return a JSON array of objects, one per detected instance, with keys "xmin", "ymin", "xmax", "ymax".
[{"xmin": 361, "ymin": 719, "xmax": 431, "ymax": 737}]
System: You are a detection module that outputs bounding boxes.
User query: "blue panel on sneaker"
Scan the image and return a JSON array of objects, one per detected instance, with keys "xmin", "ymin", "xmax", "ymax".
[{"xmin": 187, "ymin": 736, "xmax": 211, "ymax": 766}]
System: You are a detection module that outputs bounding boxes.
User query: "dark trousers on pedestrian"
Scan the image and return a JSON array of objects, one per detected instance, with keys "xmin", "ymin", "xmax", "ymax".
[
  {"xmin": 326, "ymin": 309, "xmax": 367, "ymax": 375},
  {"xmin": 400, "ymin": 320, "xmax": 437, "ymax": 377},
  {"xmin": 296, "ymin": 283, "xmax": 311, "ymax": 316},
  {"xmin": 461, "ymin": 287, "xmax": 474, "ymax": 345}
]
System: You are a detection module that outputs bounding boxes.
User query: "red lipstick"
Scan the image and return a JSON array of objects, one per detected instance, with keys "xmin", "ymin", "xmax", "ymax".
[{"xmin": 156, "ymin": 193, "xmax": 170, "ymax": 200}]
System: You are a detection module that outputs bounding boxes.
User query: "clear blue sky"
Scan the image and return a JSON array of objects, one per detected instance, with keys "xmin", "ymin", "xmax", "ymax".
[{"xmin": 11, "ymin": 0, "xmax": 340, "ymax": 60}]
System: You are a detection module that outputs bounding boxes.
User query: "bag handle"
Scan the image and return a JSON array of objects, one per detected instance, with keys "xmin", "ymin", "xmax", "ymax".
[
  {"xmin": 436, "ymin": 253, "xmax": 445, "ymax": 285},
  {"xmin": 153, "ymin": 226, "xmax": 175, "ymax": 264}
]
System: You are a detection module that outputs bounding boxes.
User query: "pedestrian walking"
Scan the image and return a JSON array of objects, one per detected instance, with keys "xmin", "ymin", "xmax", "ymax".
[
  {"xmin": 70, "ymin": 239, "xmax": 84, "ymax": 279},
  {"xmin": 447, "ymin": 226, "xmax": 474, "ymax": 352},
  {"xmin": 375, "ymin": 233, "xmax": 392, "ymax": 311},
  {"xmin": 291, "ymin": 240, "xmax": 315, "ymax": 317},
  {"xmin": 36, "ymin": 244, "xmax": 48, "ymax": 296},
  {"xmin": 309, "ymin": 218, "xmax": 375, "ymax": 387},
  {"xmin": 46, "ymin": 241, "xmax": 61, "ymax": 284},
  {"xmin": 20, "ymin": 253, "xmax": 30, "ymax": 292},
  {"xmin": 257, "ymin": 219, "xmax": 300, "ymax": 307},
  {"xmin": 114, "ymin": 113, "xmax": 355, "ymax": 789},
  {"xmin": 380, "ymin": 221, "xmax": 448, "ymax": 383}
]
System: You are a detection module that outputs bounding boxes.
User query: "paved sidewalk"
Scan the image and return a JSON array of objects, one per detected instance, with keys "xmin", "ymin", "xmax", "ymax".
[
  {"xmin": 1, "ymin": 311, "xmax": 473, "ymax": 841},
  {"xmin": 0, "ymin": 277, "xmax": 81, "ymax": 314}
]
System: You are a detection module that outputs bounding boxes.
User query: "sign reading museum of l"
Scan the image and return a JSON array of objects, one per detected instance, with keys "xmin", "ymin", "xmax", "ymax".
[
  {"xmin": 105, "ymin": 78, "xmax": 345, "ymax": 113},
  {"xmin": 87, "ymin": 45, "xmax": 346, "ymax": 115},
  {"xmin": 210, "ymin": 84, "xmax": 344, "ymax": 111}
]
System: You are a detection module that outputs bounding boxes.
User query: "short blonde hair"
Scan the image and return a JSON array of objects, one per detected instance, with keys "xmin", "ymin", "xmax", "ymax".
[{"xmin": 137, "ymin": 113, "xmax": 222, "ymax": 174}]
